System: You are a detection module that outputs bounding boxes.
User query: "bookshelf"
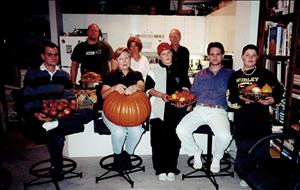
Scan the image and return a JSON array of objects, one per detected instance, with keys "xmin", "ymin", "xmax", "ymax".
[{"xmin": 257, "ymin": 0, "xmax": 300, "ymax": 163}]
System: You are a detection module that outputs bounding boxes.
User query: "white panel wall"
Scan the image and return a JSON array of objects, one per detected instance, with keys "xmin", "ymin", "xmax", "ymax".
[
  {"xmin": 233, "ymin": 1, "xmax": 259, "ymax": 70},
  {"xmin": 62, "ymin": 14, "xmax": 206, "ymax": 54},
  {"xmin": 184, "ymin": 16, "xmax": 206, "ymax": 54},
  {"xmin": 206, "ymin": 15, "xmax": 235, "ymax": 53},
  {"xmin": 206, "ymin": 2, "xmax": 236, "ymax": 54}
]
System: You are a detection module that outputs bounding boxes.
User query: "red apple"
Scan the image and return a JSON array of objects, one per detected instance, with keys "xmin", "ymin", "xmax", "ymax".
[
  {"xmin": 49, "ymin": 109, "xmax": 58, "ymax": 117},
  {"xmin": 63, "ymin": 108, "xmax": 71, "ymax": 116},
  {"xmin": 70, "ymin": 101, "xmax": 77, "ymax": 110},
  {"xmin": 42, "ymin": 108, "xmax": 49, "ymax": 115},
  {"xmin": 57, "ymin": 112, "xmax": 65, "ymax": 118},
  {"xmin": 57, "ymin": 102, "xmax": 65, "ymax": 111}
]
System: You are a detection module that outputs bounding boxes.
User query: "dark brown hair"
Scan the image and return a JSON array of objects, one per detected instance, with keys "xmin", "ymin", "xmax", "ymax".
[
  {"xmin": 207, "ymin": 42, "xmax": 225, "ymax": 55},
  {"xmin": 127, "ymin": 36, "xmax": 143, "ymax": 52},
  {"xmin": 41, "ymin": 41, "xmax": 59, "ymax": 54},
  {"xmin": 242, "ymin": 44, "xmax": 259, "ymax": 55}
]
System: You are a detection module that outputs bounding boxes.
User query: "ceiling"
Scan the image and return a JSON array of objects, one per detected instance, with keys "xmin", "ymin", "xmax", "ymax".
[
  {"xmin": 59, "ymin": 0, "xmax": 220, "ymax": 15},
  {"xmin": 1, "ymin": 0, "xmax": 220, "ymax": 15}
]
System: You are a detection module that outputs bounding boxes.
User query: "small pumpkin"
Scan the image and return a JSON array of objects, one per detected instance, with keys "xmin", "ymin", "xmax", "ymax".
[
  {"xmin": 261, "ymin": 83, "xmax": 273, "ymax": 93},
  {"xmin": 103, "ymin": 91, "xmax": 151, "ymax": 127}
]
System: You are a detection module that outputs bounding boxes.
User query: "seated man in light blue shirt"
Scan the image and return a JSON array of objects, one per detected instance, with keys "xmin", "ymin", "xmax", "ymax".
[{"xmin": 176, "ymin": 42, "xmax": 234, "ymax": 173}]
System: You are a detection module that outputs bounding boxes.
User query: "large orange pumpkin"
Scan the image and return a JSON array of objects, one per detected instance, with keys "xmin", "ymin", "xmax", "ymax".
[{"xmin": 103, "ymin": 91, "xmax": 151, "ymax": 127}]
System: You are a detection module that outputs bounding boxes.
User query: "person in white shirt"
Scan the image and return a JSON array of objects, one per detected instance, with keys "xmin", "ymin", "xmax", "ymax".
[{"xmin": 127, "ymin": 36, "xmax": 150, "ymax": 81}]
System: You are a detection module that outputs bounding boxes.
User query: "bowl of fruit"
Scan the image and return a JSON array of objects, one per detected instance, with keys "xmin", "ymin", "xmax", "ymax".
[
  {"xmin": 79, "ymin": 72, "xmax": 102, "ymax": 89},
  {"xmin": 167, "ymin": 90, "xmax": 197, "ymax": 105},
  {"xmin": 41, "ymin": 99, "xmax": 77, "ymax": 119},
  {"xmin": 242, "ymin": 83, "xmax": 273, "ymax": 101}
]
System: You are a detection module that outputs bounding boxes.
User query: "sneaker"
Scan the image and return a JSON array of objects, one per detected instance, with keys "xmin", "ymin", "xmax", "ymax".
[
  {"xmin": 240, "ymin": 180, "xmax": 249, "ymax": 187},
  {"xmin": 167, "ymin": 172, "xmax": 175, "ymax": 181},
  {"xmin": 42, "ymin": 120, "xmax": 58, "ymax": 131},
  {"xmin": 210, "ymin": 158, "xmax": 220, "ymax": 173},
  {"xmin": 158, "ymin": 173, "xmax": 167, "ymax": 181},
  {"xmin": 193, "ymin": 150, "xmax": 203, "ymax": 169}
]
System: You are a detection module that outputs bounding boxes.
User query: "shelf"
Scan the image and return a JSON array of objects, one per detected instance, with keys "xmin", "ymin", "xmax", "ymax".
[
  {"xmin": 262, "ymin": 55, "xmax": 291, "ymax": 61},
  {"xmin": 265, "ymin": 13, "xmax": 294, "ymax": 23},
  {"xmin": 257, "ymin": 0, "xmax": 300, "ymax": 167}
]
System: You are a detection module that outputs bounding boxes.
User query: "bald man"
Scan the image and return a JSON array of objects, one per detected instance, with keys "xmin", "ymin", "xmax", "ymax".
[
  {"xmin": 70, "ymin": 23, "xmax": 117, "ymax": 84},
  {"xmin": 168, "ymin": 29, "xmax": 190, "ymax": 83}
]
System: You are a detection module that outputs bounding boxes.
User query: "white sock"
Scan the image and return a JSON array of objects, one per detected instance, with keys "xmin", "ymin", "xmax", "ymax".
[
  {"xmin": 211, "ymin": 158, "xmax": 221, "ymax": 173},
  {"xmin": 193, "ymin": 149, "xmax": 203, "ymax": 169},
  {"xmin": 42, "ymin": 120, "xmax": 58, "ymax": 131}
]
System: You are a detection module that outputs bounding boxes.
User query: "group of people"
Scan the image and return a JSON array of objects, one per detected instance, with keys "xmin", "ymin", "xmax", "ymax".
[{"xmin": 22, "ymin": 22, "xmax": 284, "ymax": 186}]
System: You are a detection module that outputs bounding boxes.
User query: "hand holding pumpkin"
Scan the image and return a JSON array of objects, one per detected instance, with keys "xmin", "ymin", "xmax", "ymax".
[
  {"xmin": 113, "ymin": 84, "xmax": 127, "ymax": 94},
  {"xmin": 124, "ymin": 85, "xmax": 139, "ymax": 95}
]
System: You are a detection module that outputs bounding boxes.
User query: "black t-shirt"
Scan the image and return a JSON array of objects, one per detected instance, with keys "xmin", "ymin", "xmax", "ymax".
[
  {"xmin": 102, "ymin": 69, "xmax": 143, "ymax": 87},
  {"xmin": 71, "ymin": 41, "xmax": 114, "ymax": 77},
  {"xmin": 227, "ymin": 68, "xmax": 285, "ymax": 140}
]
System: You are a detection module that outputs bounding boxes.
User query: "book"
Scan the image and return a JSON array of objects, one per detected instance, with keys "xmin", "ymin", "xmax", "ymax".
[{"xmin": 268, "ymin": 25, "xmax": 279, "ymax": 55}]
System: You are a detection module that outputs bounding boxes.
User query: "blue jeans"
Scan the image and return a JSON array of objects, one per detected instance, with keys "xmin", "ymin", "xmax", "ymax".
[{"xmin": 102, "ymin": 112, "xmax": 144, "ymax": 155}]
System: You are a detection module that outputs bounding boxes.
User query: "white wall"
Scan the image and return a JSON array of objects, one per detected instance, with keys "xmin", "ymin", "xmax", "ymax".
[
  {"xmin": 62, "ymin": 14, "xmax": 207, "ymax": 54},
  {"xmin": 206, "ymin": 2, "xmax": 236, "ymax": 54},
  {"xmin": 232, "ymin": 1, "xmax": 260, "ymax": 70},
  {"xmin": 62, "ymin": 2, "xmax": 259, "ymax": 68}
]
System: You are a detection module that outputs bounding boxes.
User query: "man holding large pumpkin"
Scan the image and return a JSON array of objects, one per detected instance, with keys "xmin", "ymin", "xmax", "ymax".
[{"xmin": 101, "ymin": 47, "xmax": 149, "ymax": 172}]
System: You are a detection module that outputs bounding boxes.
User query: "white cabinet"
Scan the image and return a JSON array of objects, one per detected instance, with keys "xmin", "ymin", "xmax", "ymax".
[
  {"xmin": 146, "ymin": 16, "xmax": 165, "ymax": 35},
  {"xmin": 184, "ymin": 17, "xmax": 206, "ymax": 54},
  {"xmin": 164, "ymin": 16, "xmax": 185, "ymax": 39},
  {"xmin": 62, "ymin": 14, "xmax": 207, "ymax": 54}
]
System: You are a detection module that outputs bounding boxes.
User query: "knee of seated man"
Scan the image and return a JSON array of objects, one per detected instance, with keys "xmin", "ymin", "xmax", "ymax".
[
  {"xmin": 214, "ymin": 132, "xmax": 232, "ymax": 142},
  {"xmin": 175, "ymin": 124, "xmax": 185, "ymax": 135}
]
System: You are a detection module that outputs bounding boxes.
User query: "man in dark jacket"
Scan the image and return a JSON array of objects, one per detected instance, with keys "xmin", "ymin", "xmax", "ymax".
[{"xmin": 23, "ymin": 42, "xmax": 93, "ymax": 180}]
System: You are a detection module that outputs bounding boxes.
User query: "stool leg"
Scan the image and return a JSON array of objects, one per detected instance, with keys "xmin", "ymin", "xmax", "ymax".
[
  {"xmin": 182, "ymin": 134, "xmax": 219, "ymax": 190},
  {"xmin": 96, "ymin": 154, "xmax": 144, "ymax": 188}
]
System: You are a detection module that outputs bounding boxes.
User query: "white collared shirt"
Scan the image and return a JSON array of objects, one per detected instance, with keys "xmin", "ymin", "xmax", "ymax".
[{"xmin": 40, "ymin": 63, "xmax": 60, "ymax": 81}]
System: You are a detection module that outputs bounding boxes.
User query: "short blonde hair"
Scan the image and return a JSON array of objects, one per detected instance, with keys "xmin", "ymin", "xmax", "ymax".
[{"xmin": 113, "ymin": 47, "xmax": 130, "ymax": 60}]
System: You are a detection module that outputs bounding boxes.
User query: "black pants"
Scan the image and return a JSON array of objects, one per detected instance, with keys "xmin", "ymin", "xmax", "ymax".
[
  {"xmin": 38, "ymin": 109, "xmax": 93, "ymax": 170},
  {"xmin": 234, "ymin": 138, "xmax": 271, "ymax": 179},
  {"xmin": 150, "ymin": 104, "xmax": 186, "ymax": 175}
]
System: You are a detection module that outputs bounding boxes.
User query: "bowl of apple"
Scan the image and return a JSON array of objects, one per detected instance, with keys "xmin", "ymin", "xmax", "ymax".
[
  {"xmin": 167, "ymin": 90, "xmax": 197, "ymax": 105},
  {"xmin": 41, "ymin": 99, "xmax": 77, "ymax": 119}
]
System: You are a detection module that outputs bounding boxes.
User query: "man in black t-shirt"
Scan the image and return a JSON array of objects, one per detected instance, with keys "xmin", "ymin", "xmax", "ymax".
[{"xmin": 70, "ymin": 23, "xmax": 116, "ymax": 84}]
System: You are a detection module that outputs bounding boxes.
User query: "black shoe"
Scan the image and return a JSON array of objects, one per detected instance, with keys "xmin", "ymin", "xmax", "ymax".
[
  {"xmin": 113, "ymin": 153, "xmax": 123, "ymax": 173},
  {"xmin": 50, "ymin": 167, "xmax": 64, "ymax": 181},
  {"xmin": 122, "ymin": 151, "xmax": 133, "ymax": 170}
]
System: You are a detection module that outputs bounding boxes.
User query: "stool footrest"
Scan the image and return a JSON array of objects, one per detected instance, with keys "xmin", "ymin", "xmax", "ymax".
[
  {"xmin": 95, "ymin": 154, "xmax": 145, "ymax": 188},
  {"xmin": 24, "ymin": 158, "xmax": 82, "ymax": 190},
  {"xmin": 182, "ymin": 154, "xmax": 234, "ymax": 190}
]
